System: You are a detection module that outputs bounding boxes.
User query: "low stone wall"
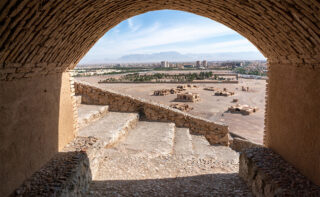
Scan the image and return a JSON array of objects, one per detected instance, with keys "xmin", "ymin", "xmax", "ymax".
[
  {"xmin": 63, "ymin": 136, "xmax": 105, "ymax": 179},
  {"xmin": 11, "ymin": 136, "xmax": 107, "ymax": 196},
  {"xmin": 97, "ymin": 80, "xmax": 239, "ymax": 84},
  {"xmin": 74, "ymin": 81, "xmax": 229, "ymax": 146},
  {"xmin": 239, "ymin": 147, "xmax": 320, "ymax": 196},
  {"xmin": 11, "ymin": 151, "xmax": 91, "ymax": 196},
  {"xmin": 229, "ymin": 137, "xmax": 262, "ymax": 152}
]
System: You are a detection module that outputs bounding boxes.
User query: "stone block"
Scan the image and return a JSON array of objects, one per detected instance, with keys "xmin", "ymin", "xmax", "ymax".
[
  {"xmin": 239, "ymin": 147, "xmax": 320, "ymax": 196},
  {"xmin": 12, "ymin": 151, "xmax": 92, "ymax": 196}
]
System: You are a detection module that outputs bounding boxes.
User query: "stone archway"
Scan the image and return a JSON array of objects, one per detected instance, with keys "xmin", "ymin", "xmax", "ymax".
[{"xmin": 0, "ymin": 0, "xmax": 319, "ymax": 195}]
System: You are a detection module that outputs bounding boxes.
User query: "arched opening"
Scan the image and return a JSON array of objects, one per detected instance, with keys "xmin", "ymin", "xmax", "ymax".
[
  {"xmin": 76, "ymin": 10, "xmax": 267, "ymax": 145},
  {"xmin": 0, "ymin": 1, "xmax": 319, "ymax": 196},
  {"xmin": 72, "ymin": 11, "xmax": 267, "ymax": 195}
]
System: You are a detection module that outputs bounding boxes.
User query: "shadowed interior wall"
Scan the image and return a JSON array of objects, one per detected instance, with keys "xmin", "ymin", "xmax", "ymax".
[
  {"xmin": 0, "ymin": 72, "xmax": 75, "ymax": 196},
  {"xmin": 265, "ymin": 63, "xmax": 320, "ymax": 185}
]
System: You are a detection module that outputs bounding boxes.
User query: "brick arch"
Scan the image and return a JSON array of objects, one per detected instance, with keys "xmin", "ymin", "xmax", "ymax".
[
  {"xmin": 1, "ymin": 1, "xmax": 320, "ymax": 195},
  {"xmin": 1, "ymin": 0, "xmax": 319, "ymax": 80}
]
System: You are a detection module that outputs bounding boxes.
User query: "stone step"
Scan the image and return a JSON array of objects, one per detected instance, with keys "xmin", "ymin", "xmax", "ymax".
[
  {"xmin": 77, "ymin": 104, "xmax": 109, "ymax": 129},
  {"xmin": 118, "ymin": 121, "xmax": 175, "ymax": 157},
  {"xmin": 191, "ymin": 134, "xmax": 216, "ymax": 157},
  {"xmin": 173, "ymin": 128, "xmax": 194, "ymax": 155},
  {"xmin": 191, "ymin": 134, "xmax": 239, "ymax": 164},
  {"xmin": 74, "ymin": 95, "xmax": 82, "ymax": 106},
  {"xmin": 78, "ymin": 112, "xmax": 139, "ymax": 147}
]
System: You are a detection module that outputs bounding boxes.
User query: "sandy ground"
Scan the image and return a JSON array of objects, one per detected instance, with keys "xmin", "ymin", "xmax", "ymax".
[{"xmin": 76, "ymin": 76, "xmax": 266, "ymax": 144}]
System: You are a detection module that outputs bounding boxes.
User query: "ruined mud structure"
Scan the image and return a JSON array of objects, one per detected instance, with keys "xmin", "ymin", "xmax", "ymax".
[
  {"xmin": 228, "ymin": 104, "xmax": 259, "ymax": 115},
  {"xmin": 153, "ymin": 86, "xmax": 187, "ymax": 96},
  {"xmin": 169, "ymin": 103, "xmax": 193, "ymax": 112},
  {"xmin": 242, "ymin": 86, "xmax": 250, "ymax": 92},
  {"xmin": 153, "ymin": 85, "xmax": 199, "ymax": 96},
  {"xmin": 175, "ymin": 92, "xmax": 200, "ymax": 102},
  {"xmin": 176, "ymin": 84, "xmax": 198, "ymax": 90},
  {"xmin": 205, "ymin": 87, "xmax": 235, "ymax": 96},
  {"xmin": 214, "ymin": 90, "xmax": 235, "ymax": 97},
  {"xmin": 1, "ymin": 1, "xmax": 320, "ymax": 196},
  {"xmin": 203, "ymin": 87, "xmax": 219, "ymax": 91},
  {"xmin": 187, "ymin": 84, "xmax": 198, "ymax": 88},
  {"xmin": 153, "ymin": 89, "xmax": 175, "ymax": 96}
]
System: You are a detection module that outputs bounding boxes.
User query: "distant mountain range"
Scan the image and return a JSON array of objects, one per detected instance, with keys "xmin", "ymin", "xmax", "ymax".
[{"xmin": 115, "ymin": 51, "xmax": 265, "ymax": 62}]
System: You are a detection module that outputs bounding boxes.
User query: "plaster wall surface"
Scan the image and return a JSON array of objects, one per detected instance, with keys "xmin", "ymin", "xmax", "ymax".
[
  {"xmin": 266, "ymin": 63, "xmax": 320, "ymax": 186},
  {"xmin": 0, "ymin": 72, "xmax": 75, "ymax": 196}
]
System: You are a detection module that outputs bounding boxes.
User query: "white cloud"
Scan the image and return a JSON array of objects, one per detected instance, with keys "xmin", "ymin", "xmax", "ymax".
[
  {"xmin": 174, "ymin": 39, "xmax": 259, "ymax": 53},
  {"xmin": 127, "ymin": 18, "xmax": 140, "ymax": 32},
  {"xmin": 97, "ymin": 23, "xmax": 239, "ymax": 56}
]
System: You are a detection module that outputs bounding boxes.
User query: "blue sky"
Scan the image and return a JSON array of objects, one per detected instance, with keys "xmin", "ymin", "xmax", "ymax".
[{"xmin": 80, "ymin": 10, "xmax": 265, "ymax": 64}]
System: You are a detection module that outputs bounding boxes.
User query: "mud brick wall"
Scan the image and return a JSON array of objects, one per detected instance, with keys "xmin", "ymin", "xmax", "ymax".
[
  {"xmin": 0, "ymin": 72, "xmax": 76, "ymax": 196},
  {"xmin": 74, "ymin": 82, "xmax": 229, "ymax": 146},
  {"xmin": 264, "ymin": 63, "xmax": 320, "ymax": 186}
]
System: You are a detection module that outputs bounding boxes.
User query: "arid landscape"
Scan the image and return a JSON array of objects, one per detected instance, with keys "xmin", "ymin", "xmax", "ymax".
[{"xmin": 76, "ymin": 75, "xmax": 266, "ymax": 144}]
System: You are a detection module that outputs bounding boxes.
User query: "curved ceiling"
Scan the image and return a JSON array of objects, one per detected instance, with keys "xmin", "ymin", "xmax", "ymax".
[{"xmin": 0, "ymin": 0, "xmax": 319, "ymax": 79}]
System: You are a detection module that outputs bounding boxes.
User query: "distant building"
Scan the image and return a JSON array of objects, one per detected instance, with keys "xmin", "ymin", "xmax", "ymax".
[
  {"xmin": 202, "ymin": 60, "xmax": 207, "ymax": 68},
  {"xmin": 196, "ymin": 60, "xmax": 201, "ymax": 67},
  {"xmin": 183, "ymin": 64, "xmax": 194, "ymax": 68},
  {"xmin": 161, "ymin": 61, "xmax": 169, "ymax": 68},
  {"xmin": 175, "ymin": 92, "xmax": 200, "ymax": 102},
  {"xmin": 177, "ymin": 63, "xmax": 184, "ymax": 69}
]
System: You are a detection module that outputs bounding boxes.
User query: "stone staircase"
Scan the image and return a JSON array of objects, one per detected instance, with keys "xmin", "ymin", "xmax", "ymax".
[
  {"xmin": 13, "ymin": 98, "xmax": 319, "ymax": 196},
  {"xmin": 75, "ymin": 101, "xmax": 253, "ymax": 196},
  {"xmin": 77, "ymin": 104, "xmax": 109, "ymax": 129}
]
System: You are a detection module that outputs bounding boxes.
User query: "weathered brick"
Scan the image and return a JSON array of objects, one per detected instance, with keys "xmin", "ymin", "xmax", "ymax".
[{"xmin": 0, "ymin": 0, "xmax": 319, "ymax": 81}]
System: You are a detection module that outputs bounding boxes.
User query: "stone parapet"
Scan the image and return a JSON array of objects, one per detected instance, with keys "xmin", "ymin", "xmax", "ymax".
[
  {"xmin": 63, "ymin": 136, "xmax": 105, "ymax": 179},
  {"xmin": 239, "ymin": 147, "xmax": 320, "ymax": 196},
  {"xmin": 11, "ymin": 136, "xmax": 106, "ymax": 196},
  {"xmin": 11, "ymin": 151, "xmax": 91, "ymax": 197},
  {"xmin": 74, "ymin": 81, "xmax": 229, "ymax": 146},
  {"xmin": 229, "ymin": 137, "xmax": 262, "ymax": 153}
]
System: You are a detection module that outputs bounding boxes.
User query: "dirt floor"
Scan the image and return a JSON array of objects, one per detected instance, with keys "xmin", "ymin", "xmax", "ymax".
[{"xmin": 76, "ymin": 76, "xmax": 266, "ymax": 144}]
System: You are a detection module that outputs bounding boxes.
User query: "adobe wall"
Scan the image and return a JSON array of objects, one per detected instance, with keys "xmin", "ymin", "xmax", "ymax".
[
  {"xmin": 0, "ymin": 72, "xmax": 76, "ymax": 196},
  {"xmin": 74, "ymin": 82, "xmax": 229, "ymax": 146},
  {"xmin": 265, "ymin": 63, "xmax": 320, "ymax": 186}
]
